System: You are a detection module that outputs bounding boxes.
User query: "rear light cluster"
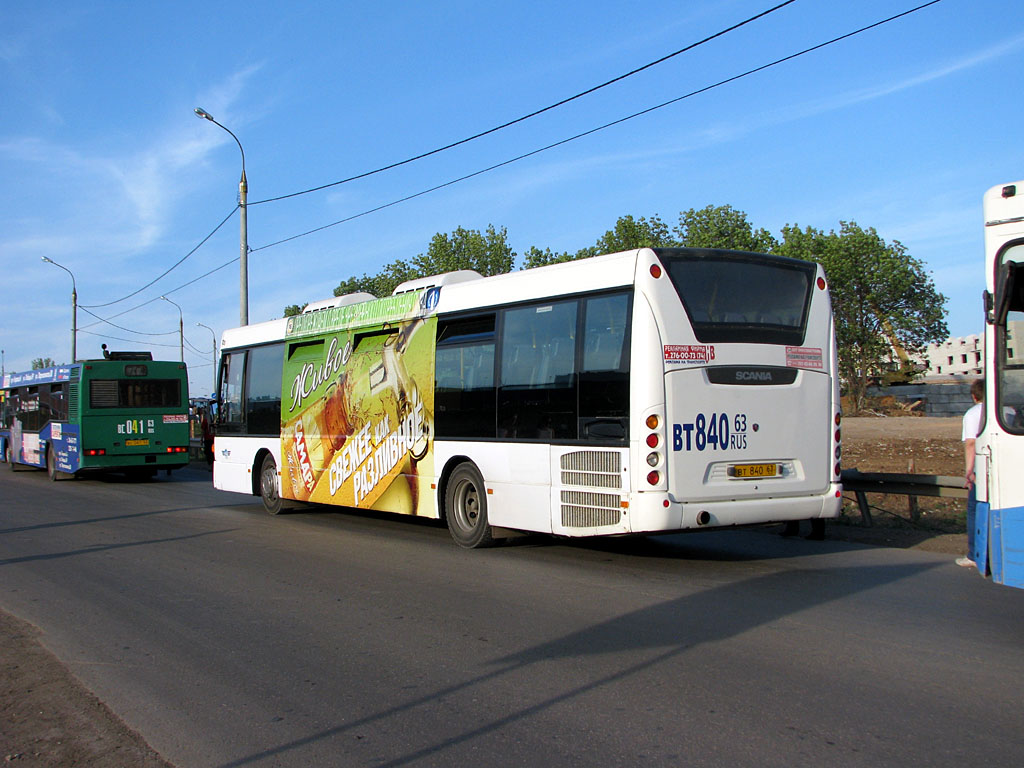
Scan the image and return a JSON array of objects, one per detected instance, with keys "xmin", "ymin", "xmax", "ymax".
[
  {"xmin": 645, "ymin": 414, "xmax": 662, "ymax": 486},
  {"xmin": 167, "ymin": 446, "xmax": 189, "ymax": 454},
  {"xmin": 84, "ymin": 448, "xmax": 106, "ymax": 457},
  {"xmin": 834, "ymin": 411, "xmax": 842, "ymax": 478}
]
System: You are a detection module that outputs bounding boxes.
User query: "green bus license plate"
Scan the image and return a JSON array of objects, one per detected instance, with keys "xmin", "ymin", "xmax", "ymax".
[
  {"xmin": 731, "ymin": 463, "xmax": 778, "ymax": 478},
  {"xmin": 125, "ymin": 439, "xmax": 150, "ymax": 447}
]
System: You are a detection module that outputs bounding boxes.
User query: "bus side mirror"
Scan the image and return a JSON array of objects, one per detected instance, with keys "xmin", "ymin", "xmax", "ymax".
[{"xmin": 984, "ymin": 289, "xmax": 994, "ymax": 325}]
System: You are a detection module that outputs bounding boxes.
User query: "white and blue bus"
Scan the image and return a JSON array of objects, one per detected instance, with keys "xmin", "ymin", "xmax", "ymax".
[
  {"xmin": 213, "ymin": 247, "xmax": 842, "ymax": 547},
  {"xmin": 976, "ymin": 181, "xmax": 1024, "ymax": 587}
]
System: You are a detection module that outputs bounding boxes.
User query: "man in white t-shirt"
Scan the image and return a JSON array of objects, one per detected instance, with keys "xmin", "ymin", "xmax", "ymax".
[{"xmin": 958, "ymin": 378, "xmax": 985, "ymax": 568}]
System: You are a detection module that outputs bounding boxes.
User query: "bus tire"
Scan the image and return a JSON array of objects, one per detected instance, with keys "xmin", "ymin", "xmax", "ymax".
[
  {"xmin": 445, "ymin": 462, "xmax": 496, "ymax": 549},
  {"xmin": 6, "ymin": 443, "xmax": 24, "ymax": 472},
  {"xmin": 259, "ymin": 453, "xmax": 285, "ymax": 515},
  {"xmin": 46, "ymin": 446, "xmax": 62, "ymax": 481}
]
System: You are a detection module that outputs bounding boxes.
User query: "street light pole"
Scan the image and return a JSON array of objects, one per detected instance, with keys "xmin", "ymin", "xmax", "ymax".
[
  {"xmin": 160, "ymin": 296, "xmax": 184, "ymax": 362},
  {"xmin": 196, "ymin": 322, "xmax": 217, "ymax": 397},
  {"xmin": 194, "ymin": 107, "xmax": 248, "ymax": 326},
  {"xmin": 41, "ymin": 257, "xmax": 77, "ymax": 362}
]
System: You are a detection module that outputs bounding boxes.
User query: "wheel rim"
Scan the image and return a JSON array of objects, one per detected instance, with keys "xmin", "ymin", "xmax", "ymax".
[
  {"xmin": 453, "ymin": 476, "xmax": 481, "ymax": 533},
  {"xmin": 261, "ymin": 461, "xmax": 279, "ymax": 504}
]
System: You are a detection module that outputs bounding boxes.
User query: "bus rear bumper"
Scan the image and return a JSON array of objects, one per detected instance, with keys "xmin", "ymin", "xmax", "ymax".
[{"xmin": 629, "ymin": 484, "xmax": 843, "ymax": 533}]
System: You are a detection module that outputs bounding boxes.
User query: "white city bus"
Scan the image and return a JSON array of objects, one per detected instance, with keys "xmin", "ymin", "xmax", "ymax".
[
  {"xmin": 213, "ymin": 247, "xmax": 842, "ymax": 547},
  {"xmin": 976, "ymin": 181, "xmax": 1024, "ymax": 587}
]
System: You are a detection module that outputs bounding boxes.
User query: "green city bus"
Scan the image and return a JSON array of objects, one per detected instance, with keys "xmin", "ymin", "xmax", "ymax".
[{"xmin": 1, "ymin": 353, "xmax": 191, "ymax": 479}]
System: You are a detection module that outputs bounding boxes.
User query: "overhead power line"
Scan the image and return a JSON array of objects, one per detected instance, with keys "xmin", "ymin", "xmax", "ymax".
[
  {"xmin": 80, "ymin": 205, "xmax": 238, "ymax": 309},
  {"xmin": 79, "ymin": 306, "xmax": 181, "ymax": 336},
  {"xmin": 84, "ymin": 0, "xmax": 942, "ymax": 326},
  {"xmin": 72, "ymin": 4, "xmax": 792, "ymax": 319},
  {"xmin": 249, "ymin": 0, "xmax": 799, "ymax": 206},
  {"xmin": 250, "ymin": 0, "xmax": 942, "ymax": 254}
]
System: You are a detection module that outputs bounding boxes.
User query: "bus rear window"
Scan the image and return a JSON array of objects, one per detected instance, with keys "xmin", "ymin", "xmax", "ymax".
[
  {"xmin": 89, "ymin": 379, "xmax": 182, "ymax": 408},
  {"xmin": 658, "ymin": 249, "xmax": 815, "ymax": 346}
]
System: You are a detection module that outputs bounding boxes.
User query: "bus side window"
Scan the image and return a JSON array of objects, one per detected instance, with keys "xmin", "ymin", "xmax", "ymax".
[
  {"xmin": 219, "ymin": 351, "xmax": 246, "ymax": 432},
  {"xmin": 579, "ymin": 292, "xmax": 631, "ymax": 442},
  {"xmin": 435, "ymin": 315, "xmax": 496, "ymax": 439},
  {"xmin": 246, "ymin": 343, "xmax": 284, "ymax": 436},
  {"xmin": 498, "ymin": 301, "xmax": 577, "ymax": 440},
  {"xmin": 49, "ymin": 383, "xmax": 69, "ymax": 422}
]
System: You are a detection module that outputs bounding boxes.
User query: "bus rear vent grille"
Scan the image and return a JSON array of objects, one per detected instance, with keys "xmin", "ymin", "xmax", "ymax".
[
  {"xmin": 90, "ymin": 381, "xmax": 118, "ymax": 408},
  {"xmin": 561, "ymin": 490, "xmax": 622, "ymax": 528},
  {"xmin": 68, "ymin": 383, "xmax": 80, "ymax": 421},
  {"xmin": 560, "ymin": 450, "xmax": 622, "ymax": 489}
]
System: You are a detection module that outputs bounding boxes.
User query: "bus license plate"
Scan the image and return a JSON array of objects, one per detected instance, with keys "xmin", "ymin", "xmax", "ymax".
[
  {"xmin": 126, "ymin": 439, "xmax": 150, "ymax": 447},
  {"xmin": 731, "ymin": 463, "xmax": 778, "ymax": 478}
]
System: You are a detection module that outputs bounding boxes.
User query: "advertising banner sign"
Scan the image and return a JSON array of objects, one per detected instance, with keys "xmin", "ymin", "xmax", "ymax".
[{"xmin": 279, "ymin": 291, "xmax": 437, "ymax": 516}]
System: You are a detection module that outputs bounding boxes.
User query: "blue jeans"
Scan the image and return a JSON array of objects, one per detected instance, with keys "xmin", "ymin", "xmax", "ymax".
[{"xmin": 967, "ymin": 484, "xmax": 977, "ymax": 561}]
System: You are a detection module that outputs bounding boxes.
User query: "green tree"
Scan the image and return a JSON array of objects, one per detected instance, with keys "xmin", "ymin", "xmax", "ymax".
[
  {"xmin": 592, "ymin": 214, "xmax": 675, "ymax": 254},
  {"xmin": 778, "ymin": 221, "xmax": 948, "ymax": 412},
  {"xmin": 334, "ymin": 258, "xmax": 418, "ymax": 299},
  {"xmin": 521, "ymin": 245, "xmax": 574, "ymax": 269},
  {"xmin": 412, "ymin": 224, "xmax": 514, "ymax": 277},
  {"xmin": 675, "ymin": 204, "xmax": 778, "ymax": 252},
  {"xmin": 524, "ymin": 214, "xmax": 674, "ymax": 269},
  {"xmin": 332, "ymin": 225, "xmax": 515, "ymax": 299},
  {"xmin": 283, "ymin": 304, "xmax": 303, "ymax": 317},
  {"xmin": 31, "ymin": 357, "xmax": 56, "ymax": 369}
]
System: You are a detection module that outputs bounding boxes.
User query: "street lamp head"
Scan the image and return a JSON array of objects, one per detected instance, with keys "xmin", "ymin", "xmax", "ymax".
[
  {"xmin": 41, "ymin": 256, "xmax": 53, "ymax": 264},
  {"xmin": 194, "ymin": 107, "xmax": 214, "ymax": 121}
]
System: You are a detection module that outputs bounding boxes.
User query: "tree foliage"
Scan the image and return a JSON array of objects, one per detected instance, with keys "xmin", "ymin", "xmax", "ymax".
[
  {"xmin": 31, "ymin": 357, "xmax": 56, "ymax": 369},
  {"xmin": 778, "ymin": 221, "xmax": 948, "ymax": 412},
  {"xmin": 332, "ymin": 225, "xmax": 514, "ymax": 298},
  {"xmin": 674, "ymin": 205, "xmax": 778, "ymax": 252}
]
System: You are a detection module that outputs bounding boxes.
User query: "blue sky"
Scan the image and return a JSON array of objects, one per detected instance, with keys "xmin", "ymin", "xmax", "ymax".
[{"xmin": 2, "ymin": 0, "xmax": 1022, "ymax": 395}]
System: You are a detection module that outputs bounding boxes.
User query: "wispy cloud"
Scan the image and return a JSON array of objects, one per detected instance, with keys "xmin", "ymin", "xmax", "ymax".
[{"xmin": 0, "ymin": 66, "xmax": 263, "ymax": 263}]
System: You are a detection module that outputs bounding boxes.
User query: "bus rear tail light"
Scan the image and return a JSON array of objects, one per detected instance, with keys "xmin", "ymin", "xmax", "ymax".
[
  {"xmin": 167, "ymin": 446, "xmax": 188, "ymax": 454},
  {"xmin": 85, "ymin": 448, "xmax": 106, "ymax": 456},
  {"xmin": 833, "ymin": 411, "xmax": 842, "ymax": 479},
  {"xmin": 645, "ymin": 413, "xmax": 665, "ymax": 487}
]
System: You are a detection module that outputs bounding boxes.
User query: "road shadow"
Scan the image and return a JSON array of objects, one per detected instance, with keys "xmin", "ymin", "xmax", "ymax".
[{"xmin": 217, "ymin": 559, "xmax": 938, "ymax": 768}]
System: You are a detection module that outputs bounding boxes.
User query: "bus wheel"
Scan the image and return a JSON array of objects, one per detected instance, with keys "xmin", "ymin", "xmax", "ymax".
[
  {"xmin": 6, "ymin": 443, "xmax": 24, "ymax": 472},
  {"xmin": 259, "ymin": 453, "xmax": 285, "ymax": 515},
  {"xmin": 445, "ymin": 462, "xmax": 495, "ymax": 548},
  {"xmin": 46, "ymin": 447, "xmax": 61, "ymax": 481}
]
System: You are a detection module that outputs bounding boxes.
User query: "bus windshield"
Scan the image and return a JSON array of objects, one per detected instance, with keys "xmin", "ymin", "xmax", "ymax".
[{"xmin": 657, "ymin": 249, "xmax": 815, "ymax": 346}]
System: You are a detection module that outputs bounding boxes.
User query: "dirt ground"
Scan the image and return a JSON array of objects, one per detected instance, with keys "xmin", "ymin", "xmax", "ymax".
[{"xmin": 0, "ymin": 417, "xmax": 971, "ymax": 767}]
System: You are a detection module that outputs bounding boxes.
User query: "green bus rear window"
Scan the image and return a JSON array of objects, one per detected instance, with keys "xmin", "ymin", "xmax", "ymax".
[{"xmin": 89, "ymin": 379, "xmax": 182, "ymax": 409}]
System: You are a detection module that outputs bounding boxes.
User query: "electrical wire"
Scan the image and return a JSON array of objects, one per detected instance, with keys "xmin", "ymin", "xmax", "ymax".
[
  {"xmin": 80, "ymin": 205, "xmax": 238, "ymax": 309},
  {"xmin": 80, "ymin": 0, "xmax": 942, "ymax": 322},
  {"xmin": 248, "ymin": 0, "xmax": 799, "ymax": 206},
  {"xmin": 251, "ymin": 1, "xmax": 942, "ymax": 255},
  {"xmin": 78, "ymin": 329, "xmax": 182, "ymax": 350},
  {"xmin": 79, "ymin": 306, "xmax": 181, "ymax": 336}
]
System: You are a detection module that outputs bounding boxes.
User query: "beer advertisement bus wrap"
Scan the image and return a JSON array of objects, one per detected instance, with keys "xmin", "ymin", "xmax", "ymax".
[
  {"xmin": 213, "ymin": 248, "xmax": 842, "ymax": 548},
  {"xmin": 279, "ymin": 290, "xmax": 436, "ymax": 513}
]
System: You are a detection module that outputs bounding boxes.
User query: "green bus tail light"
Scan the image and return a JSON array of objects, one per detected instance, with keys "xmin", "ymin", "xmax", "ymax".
[
  {"xmin": 166, "ymin": 446, "xmax": 189, "ymax": 454},
  {"xmin": 85, "ymin": 448, "xmax": 106, "ymax": 456}
]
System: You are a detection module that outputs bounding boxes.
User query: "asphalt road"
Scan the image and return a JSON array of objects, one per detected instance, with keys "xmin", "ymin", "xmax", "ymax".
[{"xmin": 2, "ymin": 465, "xmax": 1023, "ymax": 768}]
